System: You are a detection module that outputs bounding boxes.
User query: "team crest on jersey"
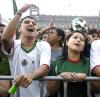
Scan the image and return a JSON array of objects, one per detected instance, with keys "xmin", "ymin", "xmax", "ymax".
[{"xmin": 22, "ymin": 59, "xmax": 28, "ymax": 66}]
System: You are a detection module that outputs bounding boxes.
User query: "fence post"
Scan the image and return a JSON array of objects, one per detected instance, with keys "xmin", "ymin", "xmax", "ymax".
[
  {"xmin": 64, "ymin": 81, "xmax": 67, "ymax": 97},
  {"xmin": 15, "ymin": 87, "xmax": 20, "ymax": 97},
  {"xmin": 87, "ymin": 81, "xmax": 91, "ymax": 97},
  {"xmin": 40, "ymin": 80, "xmax": 43, "ymax": 97}
]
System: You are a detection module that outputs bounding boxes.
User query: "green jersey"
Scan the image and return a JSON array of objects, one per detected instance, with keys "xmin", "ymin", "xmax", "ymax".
[
  {"xmin": 49, "ymin": 57, "xmax": 90, "ymax": 97},
  {"xmin": 0, "ymin": 55, "xmax": 10, "ymax": 75}
]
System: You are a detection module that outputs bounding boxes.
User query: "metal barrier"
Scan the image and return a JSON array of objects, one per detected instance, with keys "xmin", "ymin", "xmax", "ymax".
[{"xmin": 0, "ymin": 76, "xmax": 100, "ymax": 97}]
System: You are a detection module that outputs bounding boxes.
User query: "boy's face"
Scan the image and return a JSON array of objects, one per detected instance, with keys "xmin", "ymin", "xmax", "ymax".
[
  {"xmin": 19, "ymin": 17, "xmax": 38, "ymax": 38},
  {"xmin": 88, "ymin": 34, "xmax": 99, "ymax": 44}
]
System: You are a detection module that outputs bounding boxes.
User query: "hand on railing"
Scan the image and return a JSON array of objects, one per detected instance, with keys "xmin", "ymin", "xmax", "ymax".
[
  {"xmin": 59, "ymin": 72, "xmax": 86, "ymax": 81},
  {"xmin": 13, "ymin": 74, "xmax": 33, "ymax": 88},
  {"xmin": 8, "ymin": 74, "xmax": 33, "ymax": 95}
]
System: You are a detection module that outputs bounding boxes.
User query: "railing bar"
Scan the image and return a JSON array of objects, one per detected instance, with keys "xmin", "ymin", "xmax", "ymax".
[
  {"xmin": 87, "ymin": 81, "xmax": 91, "ymax": 97},
  {"xmin": 58, "ymin": 92, "xmax": 60, "ymax": 97},
  {"xmin": 64, "ymin": 81, "xmax": 67, "ymax": 97},
  {"xmin": 0, "ymin": 76, "xmax": 100, "ymax": 81},
  {"xmin": 16, "ymin": 87, "xmax": 20, "ymax": 97},
  {"xmin": 1, "ymin": 76, "xmax": 100, "ymax": 97},
  {"xmin": 40, "ymin": 81, "xmax": 43, "ymax": 97}
]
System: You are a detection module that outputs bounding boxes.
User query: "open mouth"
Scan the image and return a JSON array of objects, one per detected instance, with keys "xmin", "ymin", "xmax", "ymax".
[
  {"xmin": 27, "ymin": 29, "xmax": 34, "ymax": 32},
  {"xmin": 74, "ymin": 43, "xmax": 80, "ymax": 46}
]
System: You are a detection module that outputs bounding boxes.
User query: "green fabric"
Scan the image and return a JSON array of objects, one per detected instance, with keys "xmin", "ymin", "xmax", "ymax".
[
  {"xmin": 21, "ymin": 41, "xmax": 37, "ymax": 53},
  {"xmin": 0, "ymin": 56, "xmax": 10, "ymax": 75},
  {"xmin": 12, "ymin": 0, "xmax": 19, "ymax": 39},
  {"xmin": 49, "ymin": 57, "xmax": 90, "ymax": 97},
  {"xmin": 12, "ymin": 0, "xmax": 18, "ymax": 15}
]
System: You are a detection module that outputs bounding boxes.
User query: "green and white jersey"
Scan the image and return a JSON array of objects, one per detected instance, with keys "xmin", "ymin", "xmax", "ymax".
[
  {"xmin": 3, "ymin": 39, "xmax": 51, "ymax": 97},
  {"xmin": 49, "ymin": 57, "xmax": 90, "ymax": 97}
]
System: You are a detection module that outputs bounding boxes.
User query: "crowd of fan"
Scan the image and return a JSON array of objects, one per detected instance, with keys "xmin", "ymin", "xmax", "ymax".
[{"xmin": 1, "ymin": 3, "xmax": 100, "ymax": 97}]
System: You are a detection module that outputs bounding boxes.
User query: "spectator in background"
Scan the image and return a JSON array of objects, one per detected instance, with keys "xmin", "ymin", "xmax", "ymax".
[
  {"xmin": 87, "ymin": 29, "xmax": 100, "ymax": 44},
  {"xmin": 0, "ymin": 23, "xmax": 10, "ymax": 97},
  {"xmin": 90, "ymin": 31, "xmax": 100, "ymax": 97},
  {"xmin": 1, "ymin": 4, "xmax": 51, "ymax": 97},
  {"xmin": 65, "ymin": 29, "xmax": 71, "ymax": 38},
  {"xmin": 47, "ymin": 27, "xmax": 65, "ymax": 61},
  {"xmin": 83, "ymin": 28, "xmax": 100, "ymax": 58}
]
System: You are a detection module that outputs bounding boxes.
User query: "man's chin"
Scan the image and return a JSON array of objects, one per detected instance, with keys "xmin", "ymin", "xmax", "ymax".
[{"xmin": 27, "ymin": 35, "xmax": 35, "ymax": 40}]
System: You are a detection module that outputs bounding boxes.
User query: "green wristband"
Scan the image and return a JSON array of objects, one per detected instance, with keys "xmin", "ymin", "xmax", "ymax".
[{"xmin": 8, "ymin": 84, "xmax": 17, "ymax": 95}]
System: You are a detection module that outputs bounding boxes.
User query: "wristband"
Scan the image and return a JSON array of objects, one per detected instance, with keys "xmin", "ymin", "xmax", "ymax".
[{"xmin": 16, "ymin": 11, "xmax": 22, "ymax": 16}]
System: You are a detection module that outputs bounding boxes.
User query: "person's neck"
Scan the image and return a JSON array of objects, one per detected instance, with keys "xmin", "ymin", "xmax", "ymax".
[
  {"xmin": 51, "ymin": 44, "xmax": 62, "ymax": 51},
  {"xmin": 21, "ymin": 36, "xmax": 36, "ymax": 48},
  {"xmin": 68, "ymin": 49, "xmax": 80, "ymax": 61}
]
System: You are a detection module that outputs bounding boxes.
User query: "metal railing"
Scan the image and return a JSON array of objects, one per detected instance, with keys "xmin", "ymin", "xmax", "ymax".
[{"xmin": 0, "ymin": 76, "xmax": 100, "ymax": 97}]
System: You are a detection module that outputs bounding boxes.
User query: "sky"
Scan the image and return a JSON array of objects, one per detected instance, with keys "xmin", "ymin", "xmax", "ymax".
[{"xmin": 0, "ymin": 0, "xmax": 100, "ymax": 22}]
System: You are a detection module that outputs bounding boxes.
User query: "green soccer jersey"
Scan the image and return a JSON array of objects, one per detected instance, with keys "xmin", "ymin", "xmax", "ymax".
[
  {"xmin": 49, "ymin": 57, "xmax": 90, "ymax": 97},
  {"xmin": 0, "ymin": 55, "xmax": 10, "ymax": 75}
]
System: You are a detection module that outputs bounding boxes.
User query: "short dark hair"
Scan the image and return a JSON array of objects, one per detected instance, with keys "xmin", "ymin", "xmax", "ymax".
[
  {"xmin": 88, "ymin": 29, "xmax": 99, "ymax": 35},
  {"xmin": 52, "ymin": 28, "xmax": 65, "ymax": 47},
  {"xmin": 19, "ymin": 16, "xmax": 37, "ymax": 27}
]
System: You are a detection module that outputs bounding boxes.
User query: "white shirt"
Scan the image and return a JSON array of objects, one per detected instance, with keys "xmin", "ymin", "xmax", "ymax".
[
  {"xmin": 3, "ymin": 39, "xmax": 51, "ymax": 97},
  {"xmin": 90, "ymin": 40, "xmax": 100, "ymax": 71}
]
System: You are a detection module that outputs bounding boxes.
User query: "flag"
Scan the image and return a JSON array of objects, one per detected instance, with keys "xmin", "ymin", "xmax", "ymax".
[
  {"xmin": 12, "ymin": 0, "xmax": 19, "ymax": 39},
  {"xmin": 12, "ymin": 0, "xmax": 18, "ymax": 15}
]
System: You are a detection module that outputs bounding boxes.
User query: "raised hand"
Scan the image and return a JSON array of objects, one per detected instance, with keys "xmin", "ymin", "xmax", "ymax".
[
  {"xmin": 49, "ymin": 16, "xmax": 56, "ymax": 27},
  {"xmin": 18, "ymin": 4, "xmax": 33, "ymax": 14}
]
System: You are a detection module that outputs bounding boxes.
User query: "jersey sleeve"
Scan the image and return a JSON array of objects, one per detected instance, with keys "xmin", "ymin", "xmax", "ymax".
[
  {"xmin": 39, "ymin": 41, "xmax": 51, "ymax": 67},
  {"xmin": 90, "ymin": 40, "xmax": 100, "ymax": 71}
]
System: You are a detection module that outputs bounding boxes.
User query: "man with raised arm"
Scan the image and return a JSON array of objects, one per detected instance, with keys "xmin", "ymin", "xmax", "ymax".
[{"xmin": 1, "ymin": 4, "xmax": 51, "ymax": 97}]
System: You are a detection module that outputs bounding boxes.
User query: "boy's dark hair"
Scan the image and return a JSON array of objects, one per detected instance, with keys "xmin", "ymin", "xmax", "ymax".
[
  {"xmin": 55, "ymin": 28, "xmax": 65, "ymax": 47},
  {"xmin": 88, "ymin": 29, "xmax": 99, "ymax": 35},
  {"xmin": 19, "ymin": 16, "xmax": 37, "ymax": 27}
]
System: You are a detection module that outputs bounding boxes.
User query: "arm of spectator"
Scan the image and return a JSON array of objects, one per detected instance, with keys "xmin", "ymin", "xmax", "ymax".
[
  {"xmin": 36, "ymin": 26, "xmax": 55, "ymax": 38},
  {"xmin": 49, "ymin": 16, "xmax": 55, "ymax": 27},
  {"xmin": 1, "ymin": 4, "xmax": 33, "ymax": 51},
  {"xmin": 91, "ymin": 80, "xmax": 100, "ymax": 93},
  {"xmin": 60, "ymin": 72, "xmax": 86, "ymax": 81},
  {"xmin": 13, "ymin": 64, "xmax": 49, "ymax": 88},
  {"xmin": 91, "ymin": 66, "xmax": 100, "ymax": 93},
  {"xmin": 0, "ymin": 80, "xmax": 10, "ymax": 97},
  {"xmin": 47, "ymin": 80, "xmax": 61, "ymax": 95},
  {"xmin": 90, "ymin": 40, "xmax": 100, "ymax": 93},
  {"xmin": 36, "ymin": 16, "xmax": 56, "ymax": 38}
]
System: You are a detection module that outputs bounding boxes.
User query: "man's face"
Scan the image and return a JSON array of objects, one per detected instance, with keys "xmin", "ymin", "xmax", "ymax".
[{"xmin": 19, "ymin": 17, "xmax": 38, "ymax": 38}]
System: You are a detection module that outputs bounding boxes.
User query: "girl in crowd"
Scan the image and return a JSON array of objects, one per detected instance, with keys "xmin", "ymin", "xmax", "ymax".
[
  {"xmin": 47, "ymin": 18, "xmax": 90, "ymax": 97},
  {"xmin": 47, "ymin": 28, "xmax": 65, "ymax": 61}
]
